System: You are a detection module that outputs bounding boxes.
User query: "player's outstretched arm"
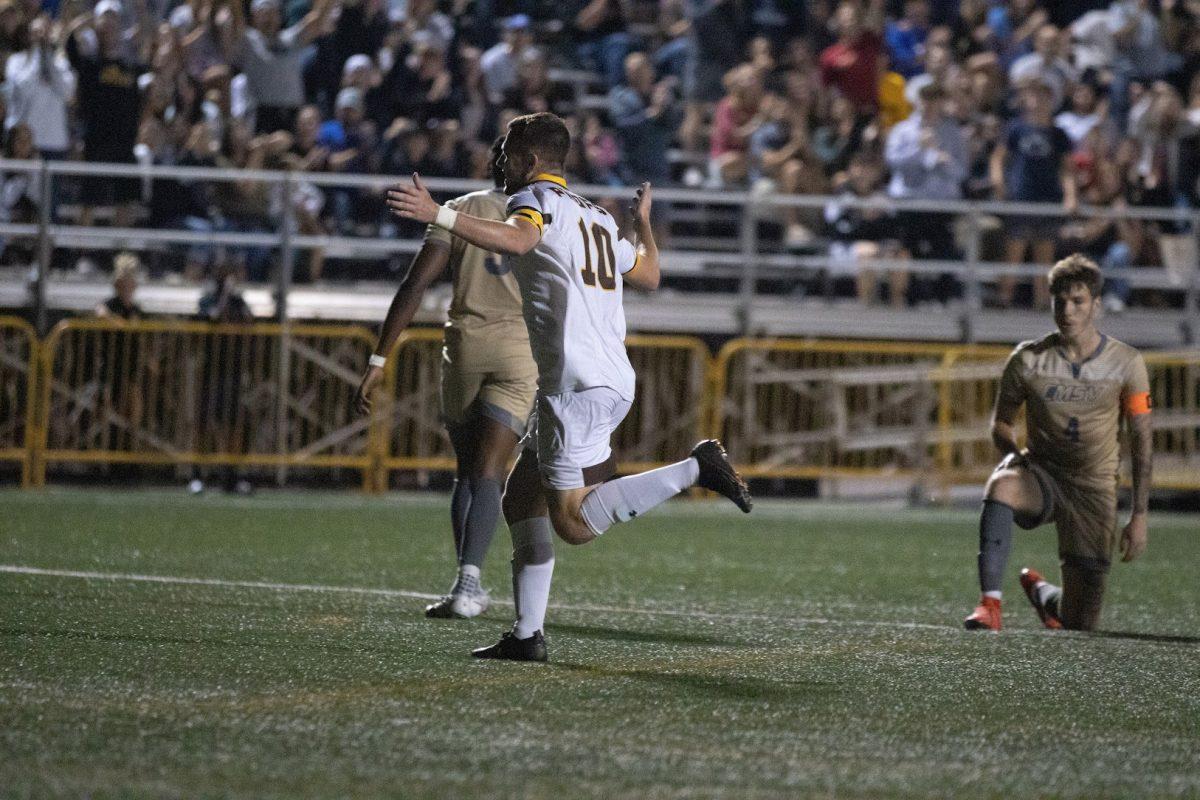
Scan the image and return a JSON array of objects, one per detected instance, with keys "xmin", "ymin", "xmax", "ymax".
[
  {"xmin": 356, "ymin": 239, "xmax": 451, "ymax": 415},
  {"xmin": 624, "ymin": 182, "xmax": 661, "ymax": 292},
  {"xmin": 387, "ymin": 174, "xmax": 540, "ymax": 256},
  {"xmin": 1121, "ymin": 411, "xmax": 1153, "ymax": 562}
]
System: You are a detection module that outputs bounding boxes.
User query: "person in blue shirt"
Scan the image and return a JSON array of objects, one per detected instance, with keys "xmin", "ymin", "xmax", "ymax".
[
  {"xmin": 989, "ymin": 79, "xmax": 1077, "ymax": 308},
  {"xmin": 884, "ymin": 0, "xmax": 931, "ymax": 78}
]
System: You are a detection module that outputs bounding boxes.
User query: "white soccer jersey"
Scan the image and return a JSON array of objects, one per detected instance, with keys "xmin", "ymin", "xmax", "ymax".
[{"xmin": 505, "ymin": 173, "xmax": 641, "ymax": 400}]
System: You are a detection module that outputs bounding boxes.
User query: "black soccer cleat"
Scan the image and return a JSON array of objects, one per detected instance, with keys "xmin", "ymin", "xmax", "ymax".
[
  {"xmin": 691, "ymin": 439, "xmax": 753, "ymax": 513},
  {"xmin": 471, "ymin": 629, "xmax": 548, "ymax": 662}
]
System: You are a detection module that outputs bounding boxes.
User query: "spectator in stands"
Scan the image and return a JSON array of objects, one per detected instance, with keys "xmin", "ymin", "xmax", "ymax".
[
  {"xmin": 218, "ymin": 0, "xmax": 335, "ymax": 134},
  {"xmin": 653, "ymin": 0, "xmax": 691, "ymax": 84},
  {"xmin": 609, "ymin": 51, "xmax": 682, "ymax": 186},
  {"xmin": 0, "ymin": 123, "xmax": 37, "ymax": 263},
  {"xmin": 5, "ymin": 14, "xmax": 75, "ymax": 161},
  {"xmin": 1055, "ymin": 75, "xmax": 1110, "ymax": 146},
  {"xmin": 319, "ymin": 88, "xmax": 374, "ymax": 235},
  {"xmin": 885, "ymin": 82, "xmax": 967, "ymax": 267},
  {"xmin": 340, "ymin": 54, "xmax": 390, "ymax": 130},
  {"xmin": 502, "ymin": 47, "xmax": 576, "ymax": 118},
  {"xmin": 1108, "ymin": 0, "xmax": 1180, "ymax": 127},
  {"xmin": 1008, "ymin": 23, "xmax": 1077, "ymax": 109},
  {"xmin": 388, "ymin": 31, "xmax": 458, "ymax": 128},
  {"xmin": 66, "ymin": 0, "xmax": 150, "ymax": 228},
  {"xmin": 819, "ymin": 0, "xmax": 886, "ymax": 113},
  {"xmin": 707, "ymin": 63, "xmax": 765, "ymax": 187},
  {"xmin": 679, "ymin": 0, "xmax": 751, "ymax": 153},
  {"xmin": 885, "ymin": 0, "xmax": 931, "ymax": 78},
  {"xmin": 1059, "ymin": 132, "xmax": 1138, "ymax": 311},
  {"xmin": 813, "ymin": 92, "xmax": 870, "ymax": 179},
  {"xmin": 905, "ymin": 40, "xmax": 958, "ymax": 104},
  {"xmin": 95, "ymin": 252, "xmax": 145, "ymax": 320},
  {"xmin": 823, "ymin": 150, "xmax": 905, "ymax": 305},
  {"xmin": 748, "ymin": 92, "xmax": 827, "ymax": 246},
  {"xmin": 989, "ymin": 79, "xmax": 1076, "ymax": 307},
  {"xmin": 557, "ymin": 0, "xmax": 634, "ymax": 90},
  {"xmin": 396, "ymin": 0, "xmax": 455, "ymax": 51},
  {"xmin": 306, "ymin": 0, "xmax": 388, "ymax": 114},
  {"xmin": 480, "ymin": 14, "xmax": 535, "ymax": 105}
]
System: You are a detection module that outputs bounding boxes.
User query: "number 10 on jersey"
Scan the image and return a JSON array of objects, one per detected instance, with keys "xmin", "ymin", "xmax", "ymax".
[{"xmin": 578, "ymin": 219, "xmax": 617, "ymax": 290}]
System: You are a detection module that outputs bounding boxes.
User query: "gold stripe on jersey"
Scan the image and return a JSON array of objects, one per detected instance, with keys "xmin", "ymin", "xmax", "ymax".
[
  {"xmin": 509, "ymin": 207, "xmax": 544, "ymax": 230},
  {"xmin": 625, "ymin": 251, "xmax": 643, "ymax": 277},
  {"xmin": 533, "ymin": 172, "xmax": 567, "ymax": 187}
]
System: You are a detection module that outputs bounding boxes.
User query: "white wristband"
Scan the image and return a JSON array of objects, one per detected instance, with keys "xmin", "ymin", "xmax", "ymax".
[
  {"xmin": 368, "ymin": 354, "xmax": 387, "ymax": 368},
  {"xmin": 434, "ymin": 205, "xmax": 459, "ymax": 231}
]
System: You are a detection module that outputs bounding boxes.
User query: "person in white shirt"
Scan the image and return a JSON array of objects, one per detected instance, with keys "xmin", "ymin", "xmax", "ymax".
[
  {"xmin": 4, "ymin": 14, "xmax": 75, "ymax": 158},
  {"xmin": 388, "ymin": 112, "xmax": 752, "ymax": 662}
]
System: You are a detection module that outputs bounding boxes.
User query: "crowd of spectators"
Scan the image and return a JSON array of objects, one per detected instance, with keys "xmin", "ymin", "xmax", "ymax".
[{"xmin": 0, "ymin": 0, "xmax": 1198, "ymax": 309}]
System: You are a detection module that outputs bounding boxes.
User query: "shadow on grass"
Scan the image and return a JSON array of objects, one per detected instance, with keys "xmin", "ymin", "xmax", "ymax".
[
  {"xmin": 544, "ymin": 621, "xmax": 738, "ymax": 647},
  {"xmin": 550, "ymin": 661, "xmax": 839, "ymax": 702},
  {"xmin": 0, "ymin": 626, "xmax": 396, "ymax": 655},
  {"xmin": 1091, "ymin": 629, "xmax": 1200, "ymax": 646}
]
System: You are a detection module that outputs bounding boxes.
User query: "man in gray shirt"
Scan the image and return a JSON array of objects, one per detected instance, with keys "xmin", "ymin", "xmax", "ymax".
[
  {"xmin": 885, "ymin": 82, "xmax": 968, "ymax": 300},
  {"xmin": 219, "ymin": 0, "xmax": 336, "ymax": 133}
]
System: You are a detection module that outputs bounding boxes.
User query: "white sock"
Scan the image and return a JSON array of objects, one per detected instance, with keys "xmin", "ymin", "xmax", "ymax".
[
  {"xmin": 1036, "ymin": 581, "xmax": 1060, "ymax": 606},
  {"xmin": 453, "ymin": 563, "xmax": 481, "ymax": 595},
  {"xmin": 579, "ymin": 458, "xmax": 700, "ymax": 535},
  {"xmin": 510, "ymin": 517, "xmax": 554, "ymax": 639},
  {"xmin": 984, "ymin": 590, "xmax": 1002, "ymax": 601}
]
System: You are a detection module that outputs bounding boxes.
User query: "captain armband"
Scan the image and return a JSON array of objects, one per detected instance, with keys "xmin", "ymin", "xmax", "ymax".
[{"xmin": 1123, "ymin": 392, "xmax": 1152, "ymax": 416}]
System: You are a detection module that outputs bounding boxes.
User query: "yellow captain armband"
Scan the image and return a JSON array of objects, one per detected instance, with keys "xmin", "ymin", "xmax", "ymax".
[
  {"xmin": 508, "ymin": 207, "xmax": 544, "ymax": 231},
  {"xmin": 1123, "ymin": 392, "xmax": 1152, "ymax": 416}
]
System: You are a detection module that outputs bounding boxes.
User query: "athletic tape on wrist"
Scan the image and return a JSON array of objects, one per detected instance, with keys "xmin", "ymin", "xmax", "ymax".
[
  {"xmin": 435, "ymin": 205, "xmax": 458, "ymax": 231},
  {"xmin": 368, "ymin": 354, "xmax": 387, "ymax": 368}
]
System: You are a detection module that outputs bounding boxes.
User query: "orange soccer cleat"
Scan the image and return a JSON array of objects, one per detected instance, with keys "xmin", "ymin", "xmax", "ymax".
[
  {"xmin": 1020, "ymin": 567, "xmax": 1063, "ymax": 629},
  {"xmin": 963, "ymin": 595, "xmax": 1002, "ymax": 631}
]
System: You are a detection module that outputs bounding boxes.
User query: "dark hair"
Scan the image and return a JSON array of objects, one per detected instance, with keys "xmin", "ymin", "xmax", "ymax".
[
  {"xmin": 489, "ymin": 135, "xmax": 505, "ymax": 188},
  {"xmin": 505, "ymin": 112, "xmax": 570, "ymax": 169},
  {"xmin": 1048, "ymin": 253, "xmax": 1103, "ymax": 298}
]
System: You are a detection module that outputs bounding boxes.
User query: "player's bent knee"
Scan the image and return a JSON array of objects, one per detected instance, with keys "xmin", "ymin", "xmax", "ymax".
[
  {"xmin": 548, "ymin": 507, "xmax": 596, "ymax": 546},
  {"xmin": 985, "ymin": 471, "xmax": 1026, "ymax": 507}
]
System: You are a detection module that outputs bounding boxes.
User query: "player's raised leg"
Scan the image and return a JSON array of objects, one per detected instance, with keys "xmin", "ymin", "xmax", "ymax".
[{"xmin": 965, "ymin": 456, "xmax": 1046, "ymax": 631}]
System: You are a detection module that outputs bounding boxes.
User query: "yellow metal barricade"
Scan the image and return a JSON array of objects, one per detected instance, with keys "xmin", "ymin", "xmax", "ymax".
[
  {"xmin": 375, "ymin": 329, "xmax": 713, "ymax": 485},
  {"xmin": 710, "ymin": 338, "xmax": 975, "ymax": 480},
  {"xmin": 0, "ymin": 316, "xmax": 38, "ymax": 487},
  {"xmin": 1140, "ymin": 352, "xmax": 1200, "ymax": 489},
  {"xmin": 34, "ymin": 318, "xmax": 377, "ymax": 486}
]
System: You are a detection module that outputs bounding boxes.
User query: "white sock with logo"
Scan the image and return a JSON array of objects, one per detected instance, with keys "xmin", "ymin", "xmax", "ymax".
[{"xmin": 579, "ymin": 458, "xmax": 700, "ymax": 535}]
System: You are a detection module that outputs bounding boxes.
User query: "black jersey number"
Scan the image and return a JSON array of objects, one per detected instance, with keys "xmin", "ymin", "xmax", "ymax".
[
  {"xmin": 1065, "ymin": 416, "xmax": 1080, "ymax": 443},
  {"xmin": 578, "ymin": 219, "xmax": 617, "ymax": 290}
]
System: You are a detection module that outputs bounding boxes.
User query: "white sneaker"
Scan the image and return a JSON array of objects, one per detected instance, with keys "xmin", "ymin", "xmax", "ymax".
[{"xmin": 424, "ymin": 586, "xmax": 490, "ymax": 619}]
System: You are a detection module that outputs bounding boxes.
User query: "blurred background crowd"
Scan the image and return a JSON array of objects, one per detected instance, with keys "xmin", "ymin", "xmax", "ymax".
[{"xmin": 1, "ymin": 0, "xmax": 1199, "ymax": 309}]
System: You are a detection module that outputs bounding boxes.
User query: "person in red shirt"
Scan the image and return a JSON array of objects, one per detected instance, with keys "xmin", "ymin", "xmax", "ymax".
[
  {"xmin": 707, "ymin": 64, "xmax": 765, "ymax": 187},
  {"xmin": 819, "ymin": 0, "xmax": 886, "ymax": 113}
]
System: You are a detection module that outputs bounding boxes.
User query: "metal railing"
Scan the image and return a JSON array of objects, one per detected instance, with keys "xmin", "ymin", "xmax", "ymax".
[{"xmin": 1, "ymin": 159, "xmax": 1196, "ymax": 344}]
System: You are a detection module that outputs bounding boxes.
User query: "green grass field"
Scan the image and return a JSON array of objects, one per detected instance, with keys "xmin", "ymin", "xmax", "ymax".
[{"xmin": 2, "ymin": 489, "xmax": 1198, "ymax": 799}]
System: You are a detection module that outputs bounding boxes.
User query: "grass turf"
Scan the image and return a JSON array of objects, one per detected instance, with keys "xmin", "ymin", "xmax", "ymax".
[{"xmin": 1, "ymin": 489, "xmax": 1198, "ymax": 799}]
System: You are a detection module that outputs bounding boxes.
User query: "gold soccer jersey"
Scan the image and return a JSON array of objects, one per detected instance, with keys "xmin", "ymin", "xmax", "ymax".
[
  {"xmin": 424, "ymin": 189, "xmax": 536, "ymax": 432},
  {"xmin": 998, "ymin": 332, "xmax": 1151, "ymax": 484}
]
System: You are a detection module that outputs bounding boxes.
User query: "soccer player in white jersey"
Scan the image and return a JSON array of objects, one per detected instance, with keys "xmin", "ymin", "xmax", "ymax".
[{"xmin": 389, "ymin": 111, "xmax": 752, "ymax": 661}]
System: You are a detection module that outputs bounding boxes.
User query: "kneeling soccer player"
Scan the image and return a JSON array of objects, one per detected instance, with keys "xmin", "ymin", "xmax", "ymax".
[
  {"xmin": 964, "ymin": 254, "xmax": 1153, "ymax": 632},
  {"xmin": 389, "ymin": 112, "xmax": 753, "ymax": 661}
]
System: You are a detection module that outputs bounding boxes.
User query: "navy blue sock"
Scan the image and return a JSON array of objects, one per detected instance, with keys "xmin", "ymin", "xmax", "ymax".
[
  {"xmin": 978, "ymin": 500, "xmax": 1014, "ymax": 594},
  {"xmin": 450, "ymin": 478, "xmax": 472, "ymax": 564},
  {"xmin": 460, "ymin": 478, "xmax": 502, "ymax": 569}
]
